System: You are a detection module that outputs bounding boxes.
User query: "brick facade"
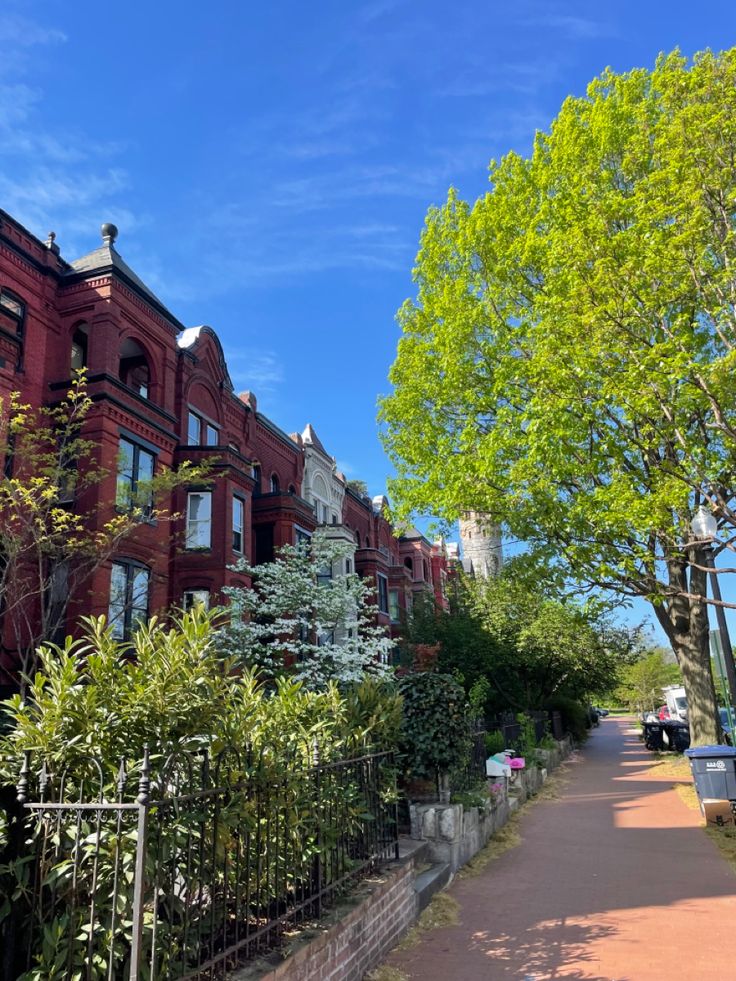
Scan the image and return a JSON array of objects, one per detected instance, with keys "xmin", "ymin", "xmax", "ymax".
[{"xmin": 0, "ymin": 210, "xmax": 452, "ymax": 687}]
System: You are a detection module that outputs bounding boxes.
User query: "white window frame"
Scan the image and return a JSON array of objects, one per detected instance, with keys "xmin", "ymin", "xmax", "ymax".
[
  {"xmin": 187, "ymin": 410, "xmax": 201, "ymax": 446},
  {"xmin": 232, "ymin": 496, "xmax": 245, "ymax": 553},
  {"xmin": 183, "ymin": 589, "xmax": 210, "ymax": 611},
  {"xmin": 186, "ymin": 491, "xmax": 212, "ymax": 549}
]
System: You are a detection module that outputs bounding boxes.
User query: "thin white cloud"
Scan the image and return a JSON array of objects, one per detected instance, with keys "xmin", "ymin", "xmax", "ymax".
[
  {"xmin": 0, "ymin": 13, "xmax": 67, "ymax": 48},
  {"xmin": 227, "ymin": 350, "xmax": 285, "ymax": 397},
  {"xmin": 0, "ymin": 13, "xmax": 137, "ymax": 254}
]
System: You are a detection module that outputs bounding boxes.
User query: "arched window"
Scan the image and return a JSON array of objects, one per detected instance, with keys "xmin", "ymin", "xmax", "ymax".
[
  {"xmin": 71, "ymin": 324, "xmax": 88, "ymax": 371},
  {"xmin": 365, "ymin": 536, "xmax": 370, "ymax": 548},
  {"xmin": 252, "ymin": 463, "xmax": 261, "ymax": 495},
  {"xmin": 288, "ymin": 484, "xmax": 296, "ymax": 495},
  {"xmin": 270, "ymin": 473, "xmax": 280, "ymax": 494},
  {"xmin": 355, "ymin": 529, "xmax": 361, "ymax": 546},
  {"xmin": 119, "ymin": 338, "xmax": 150, "ymax": 399}
]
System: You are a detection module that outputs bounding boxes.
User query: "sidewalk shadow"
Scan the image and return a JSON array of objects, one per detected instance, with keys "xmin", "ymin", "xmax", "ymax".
[{"xmin": 466, "ymin": 917, "xmax": 627, "ymax": 980}]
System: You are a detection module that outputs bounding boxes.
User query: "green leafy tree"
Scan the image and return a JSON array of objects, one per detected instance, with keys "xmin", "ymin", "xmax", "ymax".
[
  {"xmin": 380, "ymin": 49, "xmax": 736, "ymax": 744},
  {"xmin": 616, "ymin": 650, "xmax": 682, "ymax": 714},
  {"xmin": 0, "ymin": 375, "xmax": 205, "ymax": 686}
]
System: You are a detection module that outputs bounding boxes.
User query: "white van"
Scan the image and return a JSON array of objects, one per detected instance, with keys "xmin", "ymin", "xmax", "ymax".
[{"xmin": 663, "ymin": 685, "xmax": 688, "ymax": 722}]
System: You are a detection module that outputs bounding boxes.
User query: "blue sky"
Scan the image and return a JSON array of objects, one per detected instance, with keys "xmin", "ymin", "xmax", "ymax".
[{"xmin": 3, "ymin": 0, "xmax": 736, "ymax": 642}]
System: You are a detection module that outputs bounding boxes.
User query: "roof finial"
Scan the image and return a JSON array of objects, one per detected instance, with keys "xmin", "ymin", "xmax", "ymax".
[
  {"xmin": 45, "ymin": 231, "xmax": 60, "ymax": 256},
  {"xmin": 101, "ymin": 222, "xmax": 118, "ymax": 247}
]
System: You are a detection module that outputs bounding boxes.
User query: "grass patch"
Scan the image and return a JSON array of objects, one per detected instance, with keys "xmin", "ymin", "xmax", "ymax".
[
  {"xmin": 649, "ymin": 754, "xmax": 691, "ymax": 780},
  {"xmin": 674, "ymin": 781, "xmax": 700, "ymax": 810},
  {"xmin": 397, "ymin": 892, "xmax": 460, "ymax": 950},
  {"xmin": 705, "ymin": 826, "xmax": 736, "ymax": 875},
  {"xmin": 365, "ymin": 968, "xmax": 410, "ymax": 981}
]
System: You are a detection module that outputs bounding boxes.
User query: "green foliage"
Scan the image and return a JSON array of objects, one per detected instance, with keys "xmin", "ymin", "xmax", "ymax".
[
  {"xmin": 485, "ymin": 730, "xmax": 506, "ymax": 756},
  {"xmin": 513, "ymin": 713, "xmax": 538, "ymax": 759},
  {"xmin": 342, "ymin": 677, "xmax": 403, "ymax": 748},
  {"xmin": 379, "ymin": 48, "xmax": 736, "ymax": 744},
  {"xmin": 0, "ymin": 609, "xmax": 398, "ymax": 977},
  {"xmin": 401, "ymin": 567, "xmax": 631, "ymax": 713},
  {"xmin": 616, "ymin": 650, "xmax": 682, "ymax": 712},
  {"xmin": 398, "ymin": 672, "xmax": 471, "ymax": 780},
  {"xmin": 545, "ymin": 695, "xmax": 590, "ymax": 743}
]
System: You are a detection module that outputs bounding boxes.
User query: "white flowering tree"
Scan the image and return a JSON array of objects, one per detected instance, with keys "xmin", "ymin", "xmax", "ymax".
[{"xmin": 216, "ymin": 536, "xmax": 394, "ymax": 688}]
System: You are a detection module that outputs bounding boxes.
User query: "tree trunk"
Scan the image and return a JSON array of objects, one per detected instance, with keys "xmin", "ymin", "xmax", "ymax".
[{"xmin": 654, "ymin": 552, "xmax": 720, "ymax": 746}]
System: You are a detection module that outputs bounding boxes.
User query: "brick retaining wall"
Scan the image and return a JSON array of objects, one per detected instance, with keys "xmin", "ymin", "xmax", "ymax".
[{"xmin": 231, "ymin": 859, "xmax": 418, "ymax": 981}]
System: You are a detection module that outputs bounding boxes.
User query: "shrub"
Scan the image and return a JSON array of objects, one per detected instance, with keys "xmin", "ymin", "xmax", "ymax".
[
  {"xmin": 485, "ymin": 730, "xmax": 506, "ymax": 756},
  {"xmin": 398, "ymin": 672, "xmax": 471, "ymax": 780},
  {"xmin": 545, "ymin": 695, "xmax": 589, "ymax": 742}
]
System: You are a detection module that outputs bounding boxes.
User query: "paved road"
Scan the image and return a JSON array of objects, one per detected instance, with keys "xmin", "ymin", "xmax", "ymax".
[{"xmin": 384, "ymin": 718, "xmax": 736, "ymax": 981}]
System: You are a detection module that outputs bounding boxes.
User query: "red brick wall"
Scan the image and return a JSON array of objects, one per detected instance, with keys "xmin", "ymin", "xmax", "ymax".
[{"xmin": 232, "ymin": 860, "xmax": 418, "ymax": 981}]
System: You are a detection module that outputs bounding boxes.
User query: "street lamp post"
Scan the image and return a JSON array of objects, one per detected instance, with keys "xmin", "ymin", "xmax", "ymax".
[{"xmin": 690, "ymin": 506, "xmax": 736, "ymax": 713}]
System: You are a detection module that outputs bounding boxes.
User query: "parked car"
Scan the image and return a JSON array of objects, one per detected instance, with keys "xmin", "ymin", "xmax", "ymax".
[
  {"xmin": 595, "ymin": 707, "xmax": 609, "ymax": 717},
  {"xmin": 720, "ymin": 708, "xmax": 735, "ymax": 745}
]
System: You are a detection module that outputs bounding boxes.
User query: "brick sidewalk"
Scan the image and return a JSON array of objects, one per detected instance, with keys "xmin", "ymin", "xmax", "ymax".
[{"xmin": 382, "ymin": 718, "xmax": 736, "ymax": 981}]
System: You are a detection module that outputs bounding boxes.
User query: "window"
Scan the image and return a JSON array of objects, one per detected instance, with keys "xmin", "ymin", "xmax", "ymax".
[
  {"xmin": 295, "ymin": 526, "xmax": 311, "ymax": 548},
  {"xmin": 252, "ymin": 463, "xmax": 262, "ymax": 494},
  {"xmin": 377, "ymin": 574, "xmax": 389, "ymax": 615},
  {"xmin": 1, "ymin": 288, "xmax": 25, "ymax": 369},
  {"xmin": 116, "ymin": 437, "xmax": 155, "ymax": 516},
  {"xmin": 109, "ymin": 561, "xmax": 150, "ymax": 640},
  {"xmin": 423, "ymin": 560, "xmax": 429, "ymax": 581},
  {"xmin": 188, "ymin": 411, "xmax": 201, "ymax": 445},
  {"xmin": 389, "ymin": 589, "xmax": 400, "ymax": 623},
  {"xmin": 183, "ymin": 589, "xmax": 210, "ymax": 611},
  {"xmin": 270, "ymin": 473, "xmax": 280, "ymax": 494},
  {"xmin": 232, "ymin": 496, "xmax": 245, "ymax": 553},
  {"xmin": 118, "ymin": 338, "xmax": 149, "ymax": 398},
  {"xmin": 288, "ymin": 484, "xmax": 296, "ymax": 495},
  {"xmin": 345, "ymin": 558, "xmax": 352, "ymax": 575},
  {"xmin": 186, "ymin": 491, "xmax": 212, "ymax": 548},
  {"xmin": 48, "ymin": 561, "xmax": 69, "ymax": 645},
  {"xmin": 332, "ymin": 513, "xmax": 338, "ymax": 525},
  {"xmin": 404, "ymin": 557, "xmax": 414, "ymax": 576},
  {"xmin": 365, "ymin": 536, "xmax": 370, "ymax": 549},
  {"xmin": 71, "ymin": 328, "xmax": 88, "ymax": 371},
  {"xmin": 317, "ymin": 562, "xmax": 332, "ymax": 588},
  {"xmin": 206, "ymin": 424, "xmax": 218, "ymax": 446}
]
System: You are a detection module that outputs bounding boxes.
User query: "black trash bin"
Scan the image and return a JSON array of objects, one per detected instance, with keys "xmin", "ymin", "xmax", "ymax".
[
  {"xmin": 643, "ymin": 721, "xmax": 665, "ymax": 751},
  {"xmin": 685, "ymin": 746, "xmax": 736, "ymax": 800},
  {"xmin": 665, "ymin": 720, "xmax": 691, "ymax": 752}
]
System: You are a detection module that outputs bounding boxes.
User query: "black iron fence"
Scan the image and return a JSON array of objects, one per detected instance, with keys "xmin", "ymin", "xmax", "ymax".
[
  {"xmin": 487, "ymin": 711, "xmax": 563, "ymax": 751},
  {"xmin": 3, "ymin": 744, "xmax": 398, "ymax": 980}
]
